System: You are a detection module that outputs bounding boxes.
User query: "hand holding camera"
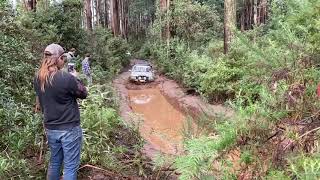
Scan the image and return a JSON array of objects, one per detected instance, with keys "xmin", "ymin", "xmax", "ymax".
[
  {"xmin": 68, "ymin": 63, "xmax": 78, "ymax": 77},
  {"xmin": 70, "ymin": 70, "xmax": 78, "ymax": 77}
]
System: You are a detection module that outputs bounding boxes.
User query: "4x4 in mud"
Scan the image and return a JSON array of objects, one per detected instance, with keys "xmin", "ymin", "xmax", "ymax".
[{"xmin": 129, "ymin": 63, "xmax": 155, "ymax": 83}]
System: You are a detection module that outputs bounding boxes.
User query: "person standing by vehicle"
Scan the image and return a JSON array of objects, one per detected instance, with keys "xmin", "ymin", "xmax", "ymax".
[
  {"xmin": 82, "ymin": 53, "xmax": 92, "ymax": 85},
  {"xmin": 34, "ymin": 43, "xmax": 87, "ymax": 180}
]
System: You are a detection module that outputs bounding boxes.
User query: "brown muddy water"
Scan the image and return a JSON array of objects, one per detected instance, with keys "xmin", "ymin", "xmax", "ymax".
[{"xmin": 128, "ymin": 88, "xmax": 186, "ymax": 155}]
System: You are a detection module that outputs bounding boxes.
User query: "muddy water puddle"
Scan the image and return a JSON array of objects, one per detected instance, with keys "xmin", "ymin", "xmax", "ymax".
[{"xmin": 128, "ymin": 88, "xmax": 186, "ymax": 155}]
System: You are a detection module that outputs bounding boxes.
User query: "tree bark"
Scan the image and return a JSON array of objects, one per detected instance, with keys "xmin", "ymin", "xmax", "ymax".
[
  {"xmin": 238, "ymin": 0, "xmax": 268, "ymax": 31},
  {"xmin": 96, "ymin": 0, "xmax": 101, "ymax": 26},
  {"xmin": 246, "ymin": 1, "xmax": 249, "ymax": 30},
  {"xmin": 85, "ymin": 0, "xmax": 93, "ymax": 31},
  {"xmin": 166, "ymin": 0, "xmax": 170, "ymax": 43},
  {"xmin": 104, "ymin": 0, "xmax": 109, "ymax": 28},
  {"xmin": 240, "ymin": 0, "xmax": 245, "ymax": 31},
  {"xmin": 260, "ymin": 0, "xmax": 267, "ymax": 24},
  {"xmin": 26, "ymin": 0, "xmax": 36, "ymax": 11},
  {"xmin": 111, "ymin": 0, "xmax": 120, "ymax": 35},
  {"xmin": 159, "ymin": 0, "xmax": 170, "ymax": 40},
  {"xmin": 224, "ymin": 0, "xmax": 236, "ymax": 54},
  {"xmin": 121, "ymin": 0, "xmax": 128, "ymax": 39},
  {"xmin": 253, "ymin": 0, "xmax": 257, "ymax": 26},
  {"xmin": 119, "ymin": 0, "xmax": 124, "ymax": 37}
]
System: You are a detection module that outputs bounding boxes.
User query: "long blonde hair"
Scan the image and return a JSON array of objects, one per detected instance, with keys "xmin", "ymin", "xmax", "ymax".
[{"xmin": 37, "ymin": 52, "xmax": 59, "ymax": 92}]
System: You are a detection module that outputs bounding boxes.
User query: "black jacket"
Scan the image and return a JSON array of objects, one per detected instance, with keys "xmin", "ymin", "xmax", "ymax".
[{"xmin": 34, "ymin": 71, "xmax": 88, "ymax": 130}]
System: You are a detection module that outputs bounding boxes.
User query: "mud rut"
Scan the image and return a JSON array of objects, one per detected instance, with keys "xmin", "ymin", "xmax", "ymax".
[
  {"xmin": 78, "ymin": 60, "xmax": 235, "ymax": 180},
  {"xmin": 110, "ymin": 61, "xmax": 320, "ymax": 179},
  {"xmin": 113, "ymin": 64, "xmax": 233, "ymax": 158}
]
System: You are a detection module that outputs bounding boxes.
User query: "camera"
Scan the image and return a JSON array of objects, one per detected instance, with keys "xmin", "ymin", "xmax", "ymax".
[{"xmin": 67, "ymin": 63, "xmax": 75, "ymax": 72}]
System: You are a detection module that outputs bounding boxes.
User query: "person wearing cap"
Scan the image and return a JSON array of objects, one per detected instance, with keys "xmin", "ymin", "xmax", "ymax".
[
  {"xmin": 82, "ymin": 53, "xmax": 92, "ymax": 85},
  {"xmin": 34, "ymin": 43, "xmax": 87, "ymax": 180}
]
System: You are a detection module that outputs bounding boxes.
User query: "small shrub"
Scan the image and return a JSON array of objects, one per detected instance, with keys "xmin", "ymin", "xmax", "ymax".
[
  {"xmin": 289, "ymin": 154, "xmax": 320, "ymax": 180},
  {"xmin": 174, "ymin": 121, "xmax": 236, "ymax": 180}
]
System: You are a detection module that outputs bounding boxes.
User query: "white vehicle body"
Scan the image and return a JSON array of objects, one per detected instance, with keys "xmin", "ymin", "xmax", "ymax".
[{"xmin": 129, "ymin": 64, "xmax": 155, "ymax": 83}]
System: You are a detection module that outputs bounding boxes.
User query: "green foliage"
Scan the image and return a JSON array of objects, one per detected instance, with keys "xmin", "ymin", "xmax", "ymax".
[
  {"xmin": 0, "ymin": 155, "xmax": 29, "ymax": 178},
  {"xmin": 0, "ymin": 5, "xmax": 36, "ymax": 103},
  {"xmin": 199, "ymin": 57, "xmax": 243, "ymax": 100},
  {"xmin": 240, "ymin": 150, "xmax": 253, "ymax": 165},
  {"xmin": 81, "ymin": 97, "xmax": 122, "ymax": 169},
  {"xmin": 266, "ymin": 169, "xmax": 290, "ymax": 180},
  {"xmin": 174, "ymin": 122, "xmax": 236, "ymax": 180},
  {"xmin": 90, "ymin": 27, "xmax": 130, "ymax": 76},
  {"xmin": 0, "ymin": 99, "xmax": 43, "ymax": 178},
  {"xmin": 289, "ymin": 154, "xmax": 320, "ymax": 180},
  {"xmin": 0, "ymin": 4, "xmax": 44, "ymax": 178},
  {"xmin": 182, "ymin": 52, "xmax": 212, "ymax": 90},
  {"xmin": 196, "ymin": 0, "xmax": 224, "ymax": 18},
  {"xmin": 149, "ymin": 0, "xmax": 222, "ymax": 49},
  {"xmin": 128, "ymin": 0, "xmax": 156, "ymax": 41},
  {"xmin": 150, "ymin": 0, "xmax": 320, "ymax": 119},
  {"xmin": 0, "ymin": 0, "xmax": 132, "ymax": 178},
  {"xmin": 18, "ymin": 0, "xmax": 87, "ymax": 52},
  {"xmin": 80, "ymin": 84, "xmax": 145, "ymax": 173},
  {"xmin": 144, "ymin": 0, "xmax": 320, "ymax": 179},
  {"xmin": 171, "ymin": 0, "xmax": 222, "ymax": 46}
]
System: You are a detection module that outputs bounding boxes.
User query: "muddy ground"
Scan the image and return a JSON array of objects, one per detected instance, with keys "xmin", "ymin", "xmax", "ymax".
[
  {"xmin": 109, "ymin": 60, "xmax": 320, "ymax": 179},
  {"xmin": 113, "ymin": 62, "xmax": 233, "ymax": 158},
  {"xmin": 80, "ymin": 61, "xmax": 320, "ymax": 179},
  {"xmin": 79, "ymin": 60, "xmax": 234, "ymax": 179}
]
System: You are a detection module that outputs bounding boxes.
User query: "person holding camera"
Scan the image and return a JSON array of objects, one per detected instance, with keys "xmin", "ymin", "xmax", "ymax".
[{"xmin": 34, "ymin": 43, "xmax": 87, "ymax": 180}]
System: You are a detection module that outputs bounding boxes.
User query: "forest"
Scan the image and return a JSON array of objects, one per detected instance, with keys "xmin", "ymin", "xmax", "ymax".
[{"xmin": 1, "ymin": 0, "xmax": 320, "ymax": 179}]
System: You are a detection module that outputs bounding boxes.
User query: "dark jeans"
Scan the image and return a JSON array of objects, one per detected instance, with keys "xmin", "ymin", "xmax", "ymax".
[{"xmin": 46, "ymin": 126, "xmax": 82, "ymax": 180}]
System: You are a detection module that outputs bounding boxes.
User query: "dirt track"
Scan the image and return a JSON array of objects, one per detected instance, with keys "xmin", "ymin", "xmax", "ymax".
[{"xmin": 113, "ymin": 64, "xmax": 233, "ymax": 158}]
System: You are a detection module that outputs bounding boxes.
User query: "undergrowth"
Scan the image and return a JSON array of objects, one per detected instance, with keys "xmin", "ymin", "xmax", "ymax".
[{"xmin": 140, "ymin": 0, "xmax": 320, "ymax": 179}]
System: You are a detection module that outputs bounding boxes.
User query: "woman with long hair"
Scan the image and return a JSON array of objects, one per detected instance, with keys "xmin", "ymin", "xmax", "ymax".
[{"xmin": 34, "ymin": 43, "xmax": 87, "ymax": 180}]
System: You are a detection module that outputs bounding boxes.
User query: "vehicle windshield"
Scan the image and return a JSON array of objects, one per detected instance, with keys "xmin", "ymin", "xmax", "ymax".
[{"xmin": 133, "ymin": 65, "xmax": 151, "ymax": 72}]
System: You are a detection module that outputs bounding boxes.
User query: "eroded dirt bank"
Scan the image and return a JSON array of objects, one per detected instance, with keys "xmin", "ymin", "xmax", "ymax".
[{"xmin": 113, "ymin": 68, "xmax": 233, "ymax": 157}]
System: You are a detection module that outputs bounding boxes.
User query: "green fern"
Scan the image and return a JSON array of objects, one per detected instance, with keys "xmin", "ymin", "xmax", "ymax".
[{"xmin": 175, "ymin": 122, "xmax": 236, "ymax": 180}]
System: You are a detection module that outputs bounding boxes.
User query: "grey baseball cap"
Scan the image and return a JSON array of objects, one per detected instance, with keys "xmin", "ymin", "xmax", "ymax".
[{"xmin": 44, "ymin": 43, "xmax": 65, "ymax": 58}]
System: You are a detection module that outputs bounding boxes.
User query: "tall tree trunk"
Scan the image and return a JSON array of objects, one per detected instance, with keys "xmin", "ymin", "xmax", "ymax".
[
  {"xmin": 159, "ymin": 0, "xmax": 170, "ymax": 40},
  {"xmin": 26, "ymin": 0, "xmax": 36, "ymax": 11},
  {"xmin": 249, "ymin": 0, "xmax": 252, "ymax": 28},
  {"xmin": 238, "ymin": 0, "xmax": 268, "ymax": 31},
  {"xmin": 246, "ymin": 0, "xmax": 249, "ymax": 30},
  {"xmin": 96, "ymin": 0, "xmax": 101, "ymax": 26},
  {"xmin": 44, "ymin": 0, "xmax": 48, "ymax": 10},
  {"xmin": 257, "ymin": 0, "xmax": 261, "ymax": 25},
  {"xmin": 253, "ymin": 0, "xmax": 258, "ymax": 43},
  {"xmin": 240, "ymin": 0, "xmax": 245, "ymax": 31},
  {"xmin": 166, "ymin": 0, "xmax": 170, "ymax": 43},
  {"xmin": 85, "ymin": 0, "xmax": 93, "ymax": 31},
  {"xmin": 121, "ymin": 0, "xmax": 128, "ymax": 39},
  {"xmin": 111, "ymin": 0, "xmax": 120, "ymax": 36},
  {"xmin": 224, "ymin": 0, "xmax": 236, "ymax": 54},
  {"xmin": 260, "ymin": 0, "xmax": 267, "ymax": 24},
  {"xmin": 98, "ymin": 0, "xmax": 104, "ymax": 25},
  {"xmin": 119, "ymin": 0, "xmax": 123, "ymax": 37},
  {"xmin": 104, "ymin": 0, "xmax": 109, "ymax": 28},
  {"xmin": 253, "ymin": 0, "xmax": 257, "ymax": 26}
]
